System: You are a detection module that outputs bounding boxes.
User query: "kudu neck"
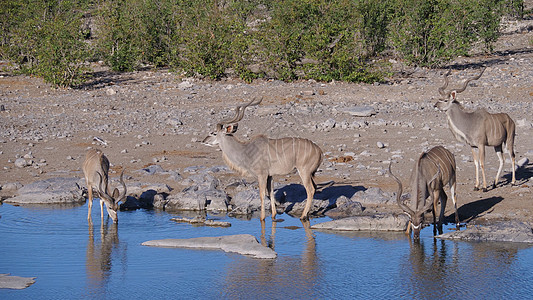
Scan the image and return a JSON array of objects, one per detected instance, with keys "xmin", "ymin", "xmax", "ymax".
[
  {"xmin": 219, "ymin": 134, "xmax": 247, "ymax": 160},
  {"xmin": 446, "ymin": 102, "xmax": 471, "ymax": 130}
]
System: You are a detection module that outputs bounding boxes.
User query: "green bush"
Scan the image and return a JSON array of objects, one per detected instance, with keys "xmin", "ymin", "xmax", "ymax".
[
  {"xmin": 0, "ymin": 0, "xmax": 89, "ymax": 87},
  {"xmin": 0, "ymin": 0, "xmax": 524, "ymax": 86},
  {"xmin": 256, "ymin": 0, "xmax": 385, "ymax": 82},
  {"xmin": 388, "ymin": 0, "xmax": 507, "ymax": 67},
  {"xmin": 173, "ymin": 1, "xmax": 249, "ymax": 80}
]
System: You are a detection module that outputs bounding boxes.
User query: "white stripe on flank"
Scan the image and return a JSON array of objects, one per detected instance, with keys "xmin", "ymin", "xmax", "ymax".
[{"xmin": 448, "ymin": 115, "xmax": 469, "ymax": 144}]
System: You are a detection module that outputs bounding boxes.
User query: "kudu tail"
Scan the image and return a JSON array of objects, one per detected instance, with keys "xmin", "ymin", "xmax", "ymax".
[
  {"xmin": 315, "ymin": 180, "xmax": 334, "ymax": 192},
  {"xmin": 505, "ymin": 117, "xmax": 516, "ymax": 157}
]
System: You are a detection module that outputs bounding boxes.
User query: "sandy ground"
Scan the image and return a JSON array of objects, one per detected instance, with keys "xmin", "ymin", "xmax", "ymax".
[{"xmin": 1, "ymin": 13, "xmax": 532, "ymax": 226}]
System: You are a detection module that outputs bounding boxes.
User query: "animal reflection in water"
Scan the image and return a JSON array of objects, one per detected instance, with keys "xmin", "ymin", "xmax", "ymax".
[
  {"xmin": 261, "ymin": 219, "xmax": 319, "ymax": 284},
  {"xmin": 405, "ymin": 237, "xmax": 521, "ymax": 296},
  {"xmin": 86, "ymin": 219, "xmax": 123, "ymax": 288},
  {"xmin": 222, "ymin": 220, "xmax": 319, "ymax": 298}
]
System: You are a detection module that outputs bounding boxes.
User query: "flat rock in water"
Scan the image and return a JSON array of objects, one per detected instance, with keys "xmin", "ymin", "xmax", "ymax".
[
  {"xmin": 437, "ymin": 221, "xmax": 533, "ymax": 243},
  {"xmin": 311, "ymin": 214, "xmax": 409, "ymax": 231},
  {"xmin": 142, "ymin": 234, "xmax": 276, "ymax": 259},
  {"xmin": 0, "ymin": 273, "xmax": 36, "ymax": 289},
  {"xmin": 4, "ymin": 177, "xmax": 84, "ymax": 204},
  {"xmin": 170, "ymin": 217, "xmax": 231, "ymax": 227}
]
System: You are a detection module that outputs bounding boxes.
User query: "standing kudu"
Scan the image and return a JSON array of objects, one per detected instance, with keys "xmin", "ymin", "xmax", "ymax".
[
  {"xmin": 202, "ymin": 98, "xmax": 323, "ymax": 221},
  {"xmin": 435, "ymin": 68, "xmax": 516, "ymax": 191},
  {"xmin": 83, "ymin": 149, "xmax": 127, "ymax": 223},
  {"xmin": 389, "ymin": 146, "xmax": 459, "ymax": 239}
]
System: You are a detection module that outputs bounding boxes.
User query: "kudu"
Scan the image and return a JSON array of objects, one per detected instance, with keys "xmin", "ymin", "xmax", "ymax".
[
  {"xmin": 389, "ymin": 146, "xmax": 459, "ymax": 239},
  {"xmin": 83, "ymin": 149, "xmax": 127, "ymax": 223},
  {"xmin": 435, "ymin": 68, "xmax": 516, "ymax": 191},
  {"xmin": 202, "ymin": 98, "xmax": 323, "ymax": 221}
]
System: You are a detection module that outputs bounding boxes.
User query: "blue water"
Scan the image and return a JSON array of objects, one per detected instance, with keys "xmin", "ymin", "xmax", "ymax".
[{"xmin": 1, "ymin": 202, "xmax": 532, "ymax": 299}]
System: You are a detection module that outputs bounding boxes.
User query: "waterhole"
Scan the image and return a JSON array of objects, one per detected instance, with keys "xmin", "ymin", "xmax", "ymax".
[{"xmin": 1, "ymin": 202, "xmax": 532, "ymax": 298}]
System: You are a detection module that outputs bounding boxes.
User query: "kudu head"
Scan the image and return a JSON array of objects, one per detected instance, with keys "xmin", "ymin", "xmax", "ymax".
[
  {"xmin": 389, "ymin": 162, "xmax": 440, "ymax": 239},
  {"xmin": 97, "ymin": 169, "xmax": 127, "ymax": 223},
  {"xmin": 434, "ymin": 67, "xmax": 486, "ymax": 111},
  {"xmin": 202, "ymin": 97, "xmax": 263, "ymax": 147}
]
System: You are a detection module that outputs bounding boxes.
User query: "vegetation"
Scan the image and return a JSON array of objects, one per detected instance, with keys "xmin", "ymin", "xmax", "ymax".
[{"xmin": 0, "ymin": 0, "xmax": 524, "ymax": 87}]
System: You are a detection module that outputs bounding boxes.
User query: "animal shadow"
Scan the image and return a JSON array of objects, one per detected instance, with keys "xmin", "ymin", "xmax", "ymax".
[
  {"xmin": 276, "ymin": 183, "xmax": 364, "ymax": 214},
  {"xmin": 503, "ymin": 162, "xmax": 533, "ymax": 187},
  {"xmin": 447, "ymin": 196, "xmax": 504, "ymax": 223}
]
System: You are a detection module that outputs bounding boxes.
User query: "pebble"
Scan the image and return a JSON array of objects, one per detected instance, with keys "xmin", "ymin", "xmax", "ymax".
[{"xmin": 14, "ymin": 158, "xmax": 28, "ymax": 168}]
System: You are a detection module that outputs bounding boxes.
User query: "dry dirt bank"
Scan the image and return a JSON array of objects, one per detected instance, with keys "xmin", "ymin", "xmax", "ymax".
[{"xmin": 1, "ymin": 16, "xmax": 532, "ymax": 226}]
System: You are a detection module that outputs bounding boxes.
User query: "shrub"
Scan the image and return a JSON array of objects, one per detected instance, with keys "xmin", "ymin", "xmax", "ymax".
[
  {"xmin": 0, "ymin": 0, "xmax": 524, "ymax": 85},
  {"xmin": 388, "ymin": 0, "xmax": 508, "ymax": 67},
  {"xmin": 256, "ymin": 0, "xmax": 385, "ymax": 82},
  {"xmin": 0, "ymin": 0, "xmax": 90, "ymax": 87}
]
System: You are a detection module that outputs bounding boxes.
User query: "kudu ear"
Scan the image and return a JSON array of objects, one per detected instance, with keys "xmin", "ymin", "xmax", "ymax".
[
  {"xmin": 226, "ymin": 124, "xmax": 238, "ymax": 134},
  {"xmin": 112, "ymin": 188, "xmax": 120, "ymax": 199},
  {"xmin": 450, "ymin": 90, "xmax": 457, "ymax": 100}
]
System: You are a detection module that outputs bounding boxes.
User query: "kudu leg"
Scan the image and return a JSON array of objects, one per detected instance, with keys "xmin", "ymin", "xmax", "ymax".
[
  {"xmin": 472, "ymin": 148, "xmax": 481, "ymax": 191},
  {"xmin": 500, "ymin": 144, "xmax": 517, "ymax": 186},
  {"xmin": 258, "ymin": 177, "xmax": 268, "ymax": 221},
  {"xmin": 437, "ymin": 189, "xmax": 447, "ymax": 235},
  {"xmin": 100, "ymin": 199, "xmax": 105, "ymax": 220},
  {"xmin": 300, "ymin": 174, "xmax": 316, "ymax": 220},
  {"xmin": 510, "ymin": 152, "xmax": 516, "ymax": 185},
  {"xmin": 494, "ymin": 148, "xmax": 504, "ymax": 189},
  {"xmin": 431, "ymin": 191, "xmax": 439, "ymax": 236},
  {"xmin": 405, "ymin": 221, "xmax": 412, "ymax": 235},
  {"xmin": 450, "ymin": 181, "xmax": 460, "ymax": 227},
  {"xmin": 266, "ymin": 176, "xmax": 278, "ymax": 221},
  {"xmin": 479, "ymin": 146, "xmax": 488, "ymax": 192},
  {"xmin": 87, "ymin": 186, "xmax": 93, "ymax": 221}
]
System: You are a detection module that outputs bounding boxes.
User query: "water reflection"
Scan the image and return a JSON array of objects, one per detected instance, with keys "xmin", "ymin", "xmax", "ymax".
[
  {"xmin": 222, "ymin": 220, "xmax": 320, "ymax": 298},
  {"xmin": 2, "ymin": 203, "xmax": 533, "ymax": 299},
  {"xmin": 86, "ymin": 219, "xmax": 124, "ymax": 293},
  {"xmin": 404, "ymin": 236, "xmax": 532, "ymax": 298}
]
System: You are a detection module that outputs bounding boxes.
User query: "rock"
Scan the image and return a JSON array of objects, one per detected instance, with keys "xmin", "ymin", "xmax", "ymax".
[
  {"xmin": 437, "ymin": 221, "xmax": 533, "ymax": 243},
  {"xmin": 142, "ymin": 234, "xmax": 277, "ymax": 259},
  {"xmin": 4, "ymin": 177, "xmax": 84, "ymax": 204},
  {"xmin": 126, "ymin": 182, "xmax": 171, "ymax": 198},
  {"xmin": 0, "ymin": 273, "xmax": 36, "ymax": 289},
  {"xmin": 1, "ymin": 182, "xmax": 23, "ymax": 192},
  {"xmin": 14, "ymin": 158, "xmax": 28, "ymax": 168},
  {"xmin": 135, "ymin": 164, "xmax": 167, "ymax": 175},
  {"xmin": 515, "ymin": 118, "xmax": 531, "ymax": 128},
  {"xmin": 325, "ymin": 196, "xmax": 364, "ymax": 219},
  {"xmin": 166, "ymin": 118, "xmax": 183, "ymax": 127},
  {"xmin": 170, "ymin": 217, "xmax": 231, "ymax": 227},
  {"xmin": 377, "ymin": 141, "xmax": 385, "ymax": 149},
  {"xmin": 121, "ymin": 195, "xmax": 150, "ymax": 210},
  {"xmin": 311, "ymin": 214, "xmax": 409, "ymax": 231},
  {"xmin": 350, "ymin": 187, "xmax": 393, "ymax": 205},
  {"xmin": 105, "ymin": 88, "xmax": 116, "ymax": 95},
  {"xmin": 184, "ymin": 173, "xmax": 219, "ymax": 189},
  {"xmin": 285, "ymin": 198, "xmax": 332, "ymax": 217},
  {"xmin": 160, "ymin": 192, "xmax": 206, "ymax": 211},
  {"xmin": 343, "ymin": 106, "xmax": 376, "ymax": 117},
  {"xmin": 517, "ymin": 157, "xmax": 529, "ymax": 168},
  {"xmin": 159, "ymin": 187, "xmax": 228, "ymax": 212},
  {"xmin": 204, "ymin": 188, "xmax": 229, "ymax": 212},
  {"xmin": 230, "ymin": 189, "xmax": 265, "ymax": 215},
  {"xmin": 319, "ymin": 118, "xmax": 336, "ymax": 131},
  {"xmin": 178, "ymin": 81, "xmax": 194, "ymax": 89}
]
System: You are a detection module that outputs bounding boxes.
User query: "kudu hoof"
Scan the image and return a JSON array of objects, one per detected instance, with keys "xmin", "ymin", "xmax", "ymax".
[
  {"xmin": 473, "ymin": 187, "xmax": 479, "ymax": 191},
  {"xmin": 482, "ymin": 187, "xmax": 488, "ymax": 192}
]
